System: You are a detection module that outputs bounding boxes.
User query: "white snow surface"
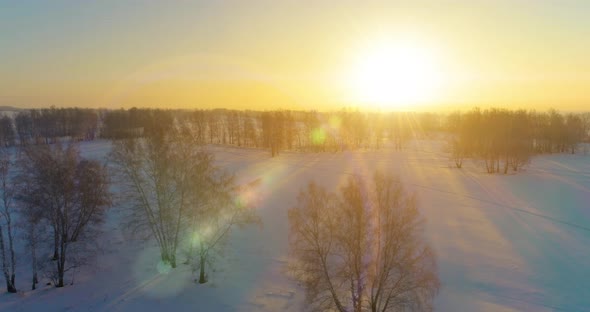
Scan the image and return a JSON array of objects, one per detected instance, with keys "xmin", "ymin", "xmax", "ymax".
[{"xmin": 1, "ymin": 139, "xmax": 590, "ymax": 311}]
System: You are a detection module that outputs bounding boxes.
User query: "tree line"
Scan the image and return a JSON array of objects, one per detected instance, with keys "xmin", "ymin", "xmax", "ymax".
[
  {"xmin": 101, "ymin": 108, "xmax": 445, "ymax": 156},
  {"xmin": 0, "ymin": 107, "xmax": 99, "ymax": 147},
  {"xmin": 2, "ymin": 107, "xmax": 587, "ymax": 161},
  {"xmin": 448, "ymin": 108, "xmax": 590, "ymax": 173}
]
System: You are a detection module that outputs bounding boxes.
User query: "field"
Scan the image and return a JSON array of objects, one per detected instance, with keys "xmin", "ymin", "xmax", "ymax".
[{"xmin": 1, "ymin": 139, "xmax": 589, "ymax": 311}]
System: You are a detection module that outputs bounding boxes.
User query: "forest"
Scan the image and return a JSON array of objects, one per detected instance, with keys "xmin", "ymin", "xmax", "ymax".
[{"xmin": 1, "ymin": 106, "xmax": 588, "ymax": 166}]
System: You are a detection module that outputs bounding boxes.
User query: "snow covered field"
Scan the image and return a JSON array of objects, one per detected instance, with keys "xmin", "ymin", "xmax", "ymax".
[{"xmin": 1, "ymin": 139, "xmax": 589, "ymax": 311}]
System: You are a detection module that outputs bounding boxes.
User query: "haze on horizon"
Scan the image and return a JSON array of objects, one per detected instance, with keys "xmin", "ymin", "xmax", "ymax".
[{"xmin": 1, "ymin": 1, "xmax": 589, "ymax": 111}]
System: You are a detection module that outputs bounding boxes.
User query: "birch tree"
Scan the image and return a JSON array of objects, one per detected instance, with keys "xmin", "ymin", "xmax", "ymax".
[
  {"xmin": 188, "ymin": 176, "xmax": 260, "ymax": 284},
  {"xmin": 18, "ymin": 143, "xmax": 111, "ymax": 287},
  {"xmin": 289, "ymin": 172, "xmax": 439, "ymax": 312},
  {"xmin": 111, "ymin": 128, "xmax": 213, "ymax": 268},
  {"xmin": 112, "ymin": 126, "xmax": 260, "ymax": 280},
  {"xmin": 0, "ymin": 151, "xmax": 17, "ymax": 293}
]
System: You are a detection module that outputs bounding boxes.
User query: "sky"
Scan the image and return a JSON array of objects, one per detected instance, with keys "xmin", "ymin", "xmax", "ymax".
[{"xmin": 1, "ymin": 0, "xmax": 589, "ymax": 111}]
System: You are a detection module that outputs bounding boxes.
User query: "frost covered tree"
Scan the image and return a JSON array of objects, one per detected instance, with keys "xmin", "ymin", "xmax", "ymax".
[
  {"xmin": 18, "ymin": 143, "xmax": 111, "ymax": 287},
  {"xmin": 0, "ymin": 151, "xmax": 17, "ymax": 293},
  {"xmin": 289, "ymin": 172, "xmax": 439, "ymax": 312}
]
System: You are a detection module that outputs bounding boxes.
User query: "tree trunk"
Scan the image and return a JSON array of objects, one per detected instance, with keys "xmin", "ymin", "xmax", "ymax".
[
  {"xmin": 485, "ymin": 158, "xmax": 492, "ymax": 173},
  {"xmin": 198, "ymin": 241, "xmax": 207, "ymax": 284},
  {"xmin": 170, "ymin": 253, "xmax": 176, "ymax": 269},
  {"xmin": 9, "ymin": 273, "xmax": 15, "ymax": 291},
  {"xmin": 161, "ymin": 250, "xmax": 169, "ymax": 265},
  {"xmin": 7, "ymin": 221, "xmax": 16, "ymax": 292},
  {"xmin": 57, "ymin": 255, "xmax": 65, "ymax": 287},
  {"xmin": 52, "ymin": 231, "xmax": 59, "ymax": 261},
  {"xmin": 56, "ymin": 238, "xmax": 66, "ymax": 288},
  {"xmin": 6, "ymin": 279, "xmax": 16, "ymax": 293},
  {"xmin": 31, "ymin": 242, "xmax": 38, "ymax": 290},
  {"xmin": 57, "ymin": 272, "xmax": 64, "ymax": 287},
  {"xmin": 198, "ymin": 255, "xmax": 207, "ymax": 284},
  {"xmin": 503, "ymin": 157, "xmax": 509, "ymax": 174},
  {"xmin": 160, "ymin": 247, "xmax": 177, "ymax": 268},
  {"xmin": 0, "ymin": 225, "xmax": 16, "ymax": 293},
  {"xmin": 32, "ymin": 272, "xmax": 37, "ymax": 290}
]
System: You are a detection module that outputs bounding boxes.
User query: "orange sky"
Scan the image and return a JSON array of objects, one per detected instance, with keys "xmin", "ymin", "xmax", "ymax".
[{"xmin": 1, "ymin": 1, "xmax": 589, "ymax": 111}]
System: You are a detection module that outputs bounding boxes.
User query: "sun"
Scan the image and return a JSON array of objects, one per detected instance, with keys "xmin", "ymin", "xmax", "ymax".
[{"xmin": 351, "ymin": 39, "xmax": 443, "ymax": 110}]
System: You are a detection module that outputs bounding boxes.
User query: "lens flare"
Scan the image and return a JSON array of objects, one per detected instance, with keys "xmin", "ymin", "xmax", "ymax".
[
  {"xmin": 311, "ymin": 128, "xmax": 326, "ymax": 145},
  {"xmin": 156, "ymin": 260, "xmax": 172, "ymax": 274},
  {"xmin": 329, "ymin": 115, "xmax": 342, "ymax": 129}
]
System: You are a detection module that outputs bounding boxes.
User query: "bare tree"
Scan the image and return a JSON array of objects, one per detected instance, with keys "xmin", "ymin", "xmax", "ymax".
[
  {"xmin": 111, "ymin": 127, "xmax": 217, "ymax": 268},
  {"xmin": 207, "ymin": 112, "xmax": 220, "ymax": 144},
  {"xmin": 243, "ymin": 114, "xmax": 258, "ymax": 148},
  {"xmin": 111, "ymin": 133, "xmax": 185, "ymax": 268},
  {"xmin": 261, "ymin": 111, "xmax": 286, "ymax": 157},
  {"xmin": 18, "ymin": 143, "xmax": 111, "ymax": 287},
  {"xmin": 289, "ymin": 182, "xmax": 344, "ymax": 311},
  {"xmin": 390, "ymin": 113, "xmax": 411, "ymax": 151},
  {"xmin": 18, "ymin": 200, "xmax": 45, "ymax": 290},
  {"xmin": 0, "ymin": 150, "xmax": 17, "ymax": 293},
  {"xmin": 15, "ymin": 112, "xmax": 33, "ymax": 145},
  {"xmin": 0, "ymin": 116, "xmax": 16, "ymax": 147},
  {"xmin": 112, "ymin": 127, "xmax": 260, "ymax": 280},
  {"xmin": 449, "ymin": 108, "xmax": 535, "ymax": 173},
  {"xmin": 190, "ymin": 110, "xmax": 207, "ymax": 144},
  {"xmin": 188, "ymin": 176, "xmax": 260, "ymax": 284},
  {"xmin": 289, "ymin": 173, "xmax": 439, "ymax": 312}
]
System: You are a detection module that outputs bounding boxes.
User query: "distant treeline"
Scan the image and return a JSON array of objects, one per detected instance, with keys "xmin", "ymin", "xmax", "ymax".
[
  {"xmin": 448, "ymin": 108, "xmax": 590, "ymax": 173},
  {"xmin": 100, "ymin": 108, "xmax": 442, "ymax": 156},
  {"xmin": 0, "ymin": 107, "xmax": 588, "ymax": 163},
  {"xmin": 0, "ymin": 107, "xmax": 98, "ymax": 146}
]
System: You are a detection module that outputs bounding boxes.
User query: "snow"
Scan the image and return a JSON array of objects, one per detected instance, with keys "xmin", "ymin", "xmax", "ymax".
[{"xmin": 1, "ymin": 139, "xmax": 590, "ymax": 311}]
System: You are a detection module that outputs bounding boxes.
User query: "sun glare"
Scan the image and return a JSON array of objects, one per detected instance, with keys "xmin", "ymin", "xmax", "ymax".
[{"xmin": 351, "ymin": 39, "xmax": 443, "ymax": 110}]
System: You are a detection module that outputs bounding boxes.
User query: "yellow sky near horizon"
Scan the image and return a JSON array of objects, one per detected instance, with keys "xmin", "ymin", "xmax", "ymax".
[{"xmin": 1, "ymin": 1, "xmax": 589, "ymax": 112}]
